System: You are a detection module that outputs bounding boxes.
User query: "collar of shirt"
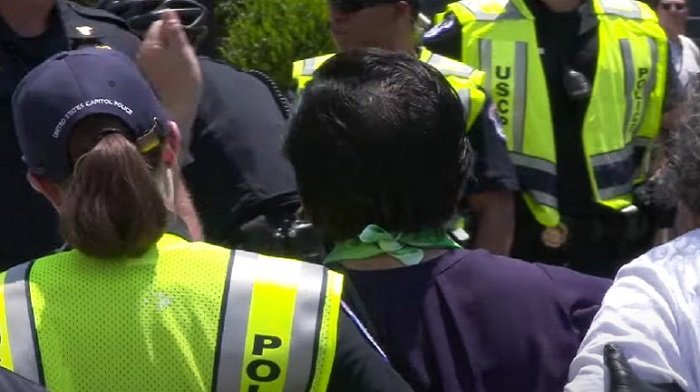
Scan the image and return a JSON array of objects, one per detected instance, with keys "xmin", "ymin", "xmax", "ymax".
[
  {"xmin": 0, "ymin": 1, "xmax": 109, "ymax": 61},
  {"xmin": 525, "ymin": 0, "xmax": 598, "ymax": 37},
  {"xmin": 0, "ymin": 5, "xmax": 65, "ymax": 62}
]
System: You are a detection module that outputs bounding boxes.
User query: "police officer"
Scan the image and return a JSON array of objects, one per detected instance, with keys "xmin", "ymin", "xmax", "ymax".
[
  {"xmin": 293, "ymin": 0, "xmax": 519, "ymax": 255},
  {"xmin": 424, "ymin": 0, "xmax": 683, "ymax": 276},
  {"xmin": 1, "ymin": 46, "xmax": 412, "ymax": 392},
  {"xmin": 0, "ymin": 0, "xmax": 145, "ymax": 269},
  {"xmin": 99, "ymin": 0, "xmax": 325, "ymax": 262}
]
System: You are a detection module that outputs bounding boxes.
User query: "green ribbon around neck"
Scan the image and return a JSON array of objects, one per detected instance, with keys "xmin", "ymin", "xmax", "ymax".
[{"xmin": 324, "ymin": 224, "xmax": 461, "ymax": 266}]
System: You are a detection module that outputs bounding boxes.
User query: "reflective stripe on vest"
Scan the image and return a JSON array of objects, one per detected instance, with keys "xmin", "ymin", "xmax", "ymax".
[
  {"xmin": 292, "ymin": 50, "xmax": 488, "ymax": 130},
  {"xmin": 596, "ymin": 0, "xmax": 643, "ymax": 18},
  {"xmin": 0, "ymin": 262, "xmax": 42, "ymax": 384},
  {"xmin": 419, "ymin": 48, "xmax": 487, "ymax": 128},
  {"xmin": 439, "ymin": 0, "xmax": 667, "ymax": 226},
  {"xmin": 479, "ymin": 39, "xmax": 528, "ymax": 152},
  {"xmin": 456, "ymin": 0, "xmax": 528, "ymax": 20},
  {"xmin": 215, "ymin": 250, "xmax": 341, "ymax": 392}
]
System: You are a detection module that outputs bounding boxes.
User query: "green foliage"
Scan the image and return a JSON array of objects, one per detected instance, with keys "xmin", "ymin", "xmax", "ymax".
[{"xmin": 217, "ymin": 0, "xmax": 335, "ymax": 91}]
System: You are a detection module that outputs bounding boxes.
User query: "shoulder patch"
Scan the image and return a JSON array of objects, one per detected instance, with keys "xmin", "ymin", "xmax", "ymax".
[
  {"xmin": 487, "ymin": 103, "xmax": 507, "ymax": 141},
  {"xmin": 424, "ymin": 14, "xmax": 458, "ymax": 40}
]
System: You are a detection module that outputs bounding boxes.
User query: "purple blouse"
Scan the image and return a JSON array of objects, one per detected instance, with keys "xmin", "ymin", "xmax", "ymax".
[{"xmin": 344, "ymin": 249, "xmax": 611, "ymax": 392}]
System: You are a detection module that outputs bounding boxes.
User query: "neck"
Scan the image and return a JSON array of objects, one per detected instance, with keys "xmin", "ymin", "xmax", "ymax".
[
  {"xmin": 539, "ymin": 0, "xmax": 581, "ymax": 12},
  {"xmin": 394, "ymin": 41, "xmax": 418, "ymax": 57},
  {"xmin": 380, "ymin": 31, "xmax": 418, "ymax": 56},
  {"xmin": 0, "ymin": 0, "xmax": 54, "ymax": 37}
]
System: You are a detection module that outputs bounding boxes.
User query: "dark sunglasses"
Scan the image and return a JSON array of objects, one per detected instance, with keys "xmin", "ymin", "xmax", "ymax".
[
  {"xmin": 661, "ymin": 3, "xmax": 686, "ymax": 11},
  {"xmin": 328, "ymin": 0, "xmax": 399, "ymax": 14}
]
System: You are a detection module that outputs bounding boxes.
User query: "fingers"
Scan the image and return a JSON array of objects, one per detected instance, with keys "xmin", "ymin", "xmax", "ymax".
[
  {"xmin": 141, "ymin": 19, "xmax": 164, "ymax": 49},
  {"xmin": 604, "ymin": 343, "xmax": 632, "ymax": 390},
  {"xmin": 160, "ymin": 10, "xmax": 190, "ymax": 49}
]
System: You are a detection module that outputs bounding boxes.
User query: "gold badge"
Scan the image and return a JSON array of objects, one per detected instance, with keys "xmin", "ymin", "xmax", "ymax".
[
  {"xmin": 541, "ymin": 223, "xmax": 569, "ymax": 249},
  {"xmin": 75, "ymin": 26, "xmax": 94, "ymax": 36}
]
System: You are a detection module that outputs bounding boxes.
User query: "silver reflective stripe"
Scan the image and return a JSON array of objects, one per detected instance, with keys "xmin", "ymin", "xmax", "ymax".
[
  {"xmin": 302, "ymin": 58, "xmax": 317, "ymax": 76},
  {"xmin": 458, "ymin": 0, "xmax": 524, "ymax": 20},
  {"xmin": 479, "ymin": 39, "xmax": 492, "ymax": 89},
  {"xmin": 458, "ymin": 89, "xmax": 472, "ymax": 122},
  {"xmin": 647, "ymin": 38, "xmax": 659, "ymax": 99},
  {"xmin": 620, "ymin": 39, "xmax": 635, "ymax": 137},
  {"xmin": 598, "ymin": 0, "xmax": 642, "ymax": 18},
  {"xmin": 509, "ymin": 153, "xmax": 556, "ymax": 175},
  {"xmin": 4, "ymin": 262, "xmax": 40, "ymax": 383},
  {"xmin": 215, "ymin": 250, "xmax": 258, "ymax": 392},
  {"xmin": 283, "ymin": 263, "xmax": 325, "ymax": 391},
  {"xmin": 629, "ymin": 38, "xmax": 659, "ymax": 138},
  {"xmin": 590, "ymin": 145, "xmax": 633, "ymax": 167},
  {"xmin": 529, "ymin": 190, "xmax": 558, "ymax": 208},
  {"xmin": 426, "ymin": 54, "xmax": 476, "ymax": 79},
  {"xmin": 599, "ymin": 183, "xmax": 633, "ymax": 199},
  {"xmin": 643, "ymin": 36, "xmax": 659, "ymax": 125},
  {"xmin": 215, "ymin": 251, "xmax": 327, "ymax": 392},
  {"xmin": 512, "ymin": 42, "xmax": 528, "ymax": 152}
]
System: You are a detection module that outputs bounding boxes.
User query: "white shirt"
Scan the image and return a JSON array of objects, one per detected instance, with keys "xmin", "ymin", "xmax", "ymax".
[
  {"xmin": 675, "ymin": 35, "xmax": 700, "ymax": 94},
  {"xmin": 566, "ymin": 228, "xmax": 700, "ymax": 392}
]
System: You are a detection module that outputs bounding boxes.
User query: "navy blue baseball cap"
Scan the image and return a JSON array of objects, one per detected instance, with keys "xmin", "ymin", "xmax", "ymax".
[{"xmin": 12, "ymin": 47, "xmax": 171, "ymax": 182}]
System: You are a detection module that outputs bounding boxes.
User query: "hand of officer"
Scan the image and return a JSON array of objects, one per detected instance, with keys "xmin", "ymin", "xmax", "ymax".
[
  {"xmin": 605, "ymin": 344, "xmax": 685, "ymax": 392},
  {"xmin": 137, "ymin": 10, "xmax": 201, "ymax": 153}
]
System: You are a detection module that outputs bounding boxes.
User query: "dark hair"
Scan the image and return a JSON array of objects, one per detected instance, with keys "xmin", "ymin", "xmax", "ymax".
[
  {"xmin": 285, "ymin": 48, "xmax": 471, "ymax": 241},
  {"xmin": 60, "ymin": 115, "xmax": 168, "ymax": 258},
  {"xmin": 670, "ymin": 98, "xmax": 700, "ymax": 215}
]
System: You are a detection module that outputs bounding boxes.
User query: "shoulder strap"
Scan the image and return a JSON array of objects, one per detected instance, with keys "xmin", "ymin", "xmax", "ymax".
[
  {"xmin": 592, "ymin": 0, "xmax": 651, "ymax": 19},
  {"xmin": 214, "ymin": 251, "xmax": 341, "ymax": 392},
  {"xmin": 0, "ymin": 261, "xmax": 43, "ymax": 385},
  {"xmin": 452, "ymin": 0, "xmax": 531, "ymax": 20}
]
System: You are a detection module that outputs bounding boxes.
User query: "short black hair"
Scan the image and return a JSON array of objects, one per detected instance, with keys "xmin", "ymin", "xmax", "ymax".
[{"xmin": 285, "ymin": 48, "xmax": 471, "ymax": 241}]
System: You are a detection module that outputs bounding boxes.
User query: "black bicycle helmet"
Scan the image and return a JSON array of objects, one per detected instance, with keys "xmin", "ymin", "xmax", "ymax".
[{"xmin": 97, "ymin": 0, "xmax": 209, "ymax": 46}]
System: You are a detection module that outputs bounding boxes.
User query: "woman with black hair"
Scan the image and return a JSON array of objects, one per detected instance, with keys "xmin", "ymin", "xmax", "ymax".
[{"xmin": 286, "ymin": 48, "xmax": 611, "ymax": 392}]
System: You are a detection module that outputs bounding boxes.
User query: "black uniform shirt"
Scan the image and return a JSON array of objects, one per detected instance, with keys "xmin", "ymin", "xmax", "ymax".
[
  {"xmin": 425, "ymin": 0, "xmax": 683, "ymax": 215},
  {"xmin": 0, "ymin": 0, "xmax": 140, "ymax": 269},
  {"xmin": 183, "ymin": 58, "xmax": 300, "ymax": 245}
]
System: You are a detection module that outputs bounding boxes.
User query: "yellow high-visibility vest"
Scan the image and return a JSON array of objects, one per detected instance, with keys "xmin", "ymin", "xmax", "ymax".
[
  {"xmin": 292, "ymin": 47, "xmax": 488, "ymax": 129},
  {"xmin": 0, "ymin": 233, "xmax": 342, "ymax": 392},
  {"xmin": 436, "ymin": 0, "xmax": 668, "ymax": 226}
]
